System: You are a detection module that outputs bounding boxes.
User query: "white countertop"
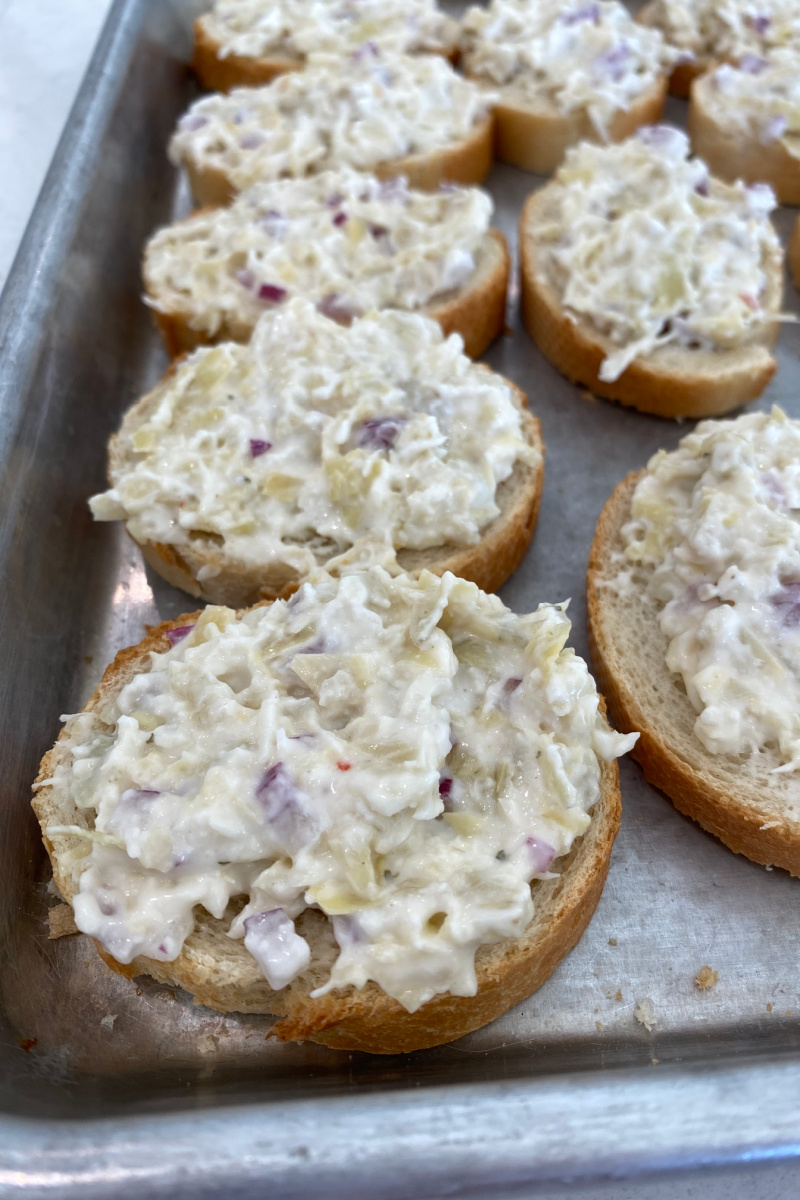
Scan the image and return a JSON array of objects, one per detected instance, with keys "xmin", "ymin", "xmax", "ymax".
[{"xmin": 0, "ymin": 0, "xmax": 114, "ymax": 291}]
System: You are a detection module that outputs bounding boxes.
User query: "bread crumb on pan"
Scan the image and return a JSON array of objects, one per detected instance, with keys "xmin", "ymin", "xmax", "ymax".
[
  {"xmin": 695, "ymin": 966, "xmax": 718, "ymax": 990},
  {"xmin": 48, "ymin": 902, "xmax": 78, "ymax": 940},
  {"xmin": 634, "ymin": 997, "xmax": 656, "ymax": 1031}
]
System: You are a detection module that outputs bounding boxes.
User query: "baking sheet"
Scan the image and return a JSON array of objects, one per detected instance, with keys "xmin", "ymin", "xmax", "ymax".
[{"xmin": 2, "ymin": 0, "xmax": 800, "ymax": 1194}]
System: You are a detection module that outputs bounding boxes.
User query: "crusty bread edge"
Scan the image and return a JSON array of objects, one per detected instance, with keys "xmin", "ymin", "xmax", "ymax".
[
  {"xmin": 33, "ymin": 610, "xmax": 622, "ymax": 1053},
  {"xmin": 181, "ymin": 113, "xmax": 495, "ymax": 208},
  {"xmin": 519, "ymin": 187, "xmax": 781, "ymax": 419},
  {"xmin": 587, "ymin": 472, "xmax": 800, "ymax": 876},
  {"xmin": 689, "ymin": 76, "xmax": 800, "ymax": 206},
  {"xmin": 790, "ymin": 215, "xmax": 800, "ymax": 290},
  {"xmin": 146, "ymin": 227, "xmax": 509, "ymax": 361},
  {"xmin": 636, "ymin": 1, "xmax": 713, "ymax": 98},
  {"xmin": 191, "ymin": 16, "xmax": 460, "ymax": 94},
  {"xmin": 486, "ymin": 75, "xmax": 667, "ymax": 175},
  {"xmin": 110, "ymin": 376, "xmax": 543, "ymax": 606}
]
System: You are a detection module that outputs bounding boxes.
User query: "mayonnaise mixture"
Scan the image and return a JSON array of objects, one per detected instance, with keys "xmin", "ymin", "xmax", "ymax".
[
  {"xmin": 623, "ymin": 407, "xmax": 800, "ymax": 771},
  {"xmin": 700, "ymin": 50, "xmax": 800, "ymax": 158},
  {"xmin": 198, "ymin": 0, "xmax": 455, "ymax": 60},
  {"xmin": 528, "ymin": 129, "xmax": 782, "ymax": 381},
  {"xmin": 46, "ymin": 560, "xmax": 636, "ymax": 1012},
  {"xmin": 89, "ymin": 302, "xmax": 537, "ymax": 577},
  {"xmin": 460, "ymin": 0, "xmax": 673, "ymax": 137},
  {"xmin": 169, "ymin": 51, "xmax": 492, "ymax": 192},
  {"xmin": 143, "ymin": 170, "xmax": 492, "ymax": 340},
  {"xmin": 641, "ymin": 0, "xmax": 800, "ymax": 65}
]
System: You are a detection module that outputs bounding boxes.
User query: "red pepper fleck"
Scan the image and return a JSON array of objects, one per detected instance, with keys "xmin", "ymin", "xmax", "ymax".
[
  {"xmin": 19, "ymin": 1037, "xmax": 38, "ymax": 1053},
  {"xmin": 740, "ymin": 292, "xmax": 759, "ymax": 311},
  {"xmin": 336, "ymin": 761, "xmax": 352, "ymax": 772}
]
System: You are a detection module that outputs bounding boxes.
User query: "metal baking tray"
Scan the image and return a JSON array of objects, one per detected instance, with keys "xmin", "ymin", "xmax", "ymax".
[{"xmin": 3, "ymin": 1, "xmax": 800, "ymax": 1195}]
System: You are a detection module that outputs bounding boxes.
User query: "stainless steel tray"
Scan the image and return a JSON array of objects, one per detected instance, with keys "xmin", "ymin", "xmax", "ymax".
[{"xmin": 3, "ymin": 2, "xmax": 800, "ymax": 1195}]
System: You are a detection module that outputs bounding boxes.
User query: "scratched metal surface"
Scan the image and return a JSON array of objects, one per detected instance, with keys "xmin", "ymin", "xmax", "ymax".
[{"xmin": 2, "ymin": 0, "xmax": 800, "ymax": 1194}]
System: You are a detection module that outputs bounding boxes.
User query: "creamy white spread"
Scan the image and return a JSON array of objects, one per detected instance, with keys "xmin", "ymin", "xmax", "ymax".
[
  {"xmin": 529, "ymin": 129, "xmax": 782, "ymax": 381},
  {"xmin": 623, "ymin": 407, "xmax": 800, "ymax": 771},
  {"xmin": 169, "ymin": 51, "xmax": 492, "ymax": 192},
  {"xmin": 641, "ymin": 0, "xmax": 800, "ymax": 65},
  {"xmin": 47, "ymin": 560, "xmax": 636, "ymax": 1012},
  {"xmin": 701, "ymin": 50, "xmax": 800, "ymax": 159},
  {"xmin": 89, "ymin": 302, "xmax": 537, "ymax": 577},
  {"xmin": 198, "ymin": 0, "xmax": 455, "ymax": 60},
  {"xmin": 143, "ymin": 170, "xmax": 492, "ymax": 340},
  {"xmin": 460, "ymin": 0, "xmax": 673, "ymax": 137}
]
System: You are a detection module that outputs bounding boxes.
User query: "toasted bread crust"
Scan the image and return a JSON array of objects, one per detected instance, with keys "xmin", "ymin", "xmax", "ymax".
[
  {"xmin": 34, "ymin": 611, "xmax": 622, "ymax": 1053},
  {"xmin": 108, "ymin": 377, "xmax": 543, "ymax": 606},
  {"xmin": 182, "ymin": 113, "xmax": 495, "ymax": 208},
  {"xmin": 519, "ymin": 187, "xmax": 781, "ymax": 419},
  {"xmin": 689, "ymin": 75, "xmax": 800, "ymax": 206},
  {"xmin": 790, "ymin": 214, "xmax": 800, "ymax": 289},
  {"xmin": 587, "ymin": 472, "xmax": 800, "ymax": 876},
  {"xmin": 487, "ymin": 76, "xmax": 667, "ymax": 175},
  {"xmin": 191, "ymin": 16, "xmax": 460, "ymax": 93},
  {"xmin": 636, "ymin": 2, "xmax": 712, "ymax": 98},
  {"xmin": 192, "ymin": 18, "xmax": 298, "ymax": 91},
  {"xmin": 148, "ymin": 228, "xmax": 510, "ymax": 361}
]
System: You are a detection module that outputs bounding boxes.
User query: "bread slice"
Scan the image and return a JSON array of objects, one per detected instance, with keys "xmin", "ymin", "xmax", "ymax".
[
  {"xmin": 109, "ymin": 377, "xmax": 543, "ymax": 607},
  {"xmin": 689, "ymin": 73, "xmax": 800, "ymax": 206},
  {"xmin": 789, "ymin": 213, "xmax": 800, "ymax": 290},
  {"xmin": 519, "ymin": 186, "xmax": 782, "ymax": 420},
  {"xmin": 191, "ymin": 14, "xmax": 460, "ymax": 94},
  {"xmin": 636, "ymin": 1, "xmax": 711, "ymax": 98},
  {"xmin": 587, "ymin": 472, "xmax": 800, "ymax": 876},
  {"xmin": 149, "ymin": 228, "xmax": 509, "ymax": 361},
  {"xmin": 485, "ymin": 76, "xmax": 667, "ymax": 175},
  {"xmin": 184, "ymin": 114, "xmax": 495, "ymax": 209},
  {"xmin": 33, "ymin": 612, "xmax": 622, "ymax": 1054}
]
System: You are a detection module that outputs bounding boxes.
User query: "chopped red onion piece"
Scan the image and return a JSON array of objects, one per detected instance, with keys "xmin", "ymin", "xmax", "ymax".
[
  {"xmin": 332, "ymin": 211, "xmax": 348, "ymax": 227},
  {"xmin": 316, "ymin": 293, "xmax": 357, "ymax": 325},
  {"xmin": 694, "ymin": 180, "xmax": 709, "ymax": 197},
  {"xmin": 357, "ymin": 415, "xmax": 407, "ymax": 451},
  {"xmin": 739, "ymin": 52, "xmax": 768, "ymax": 73},
  {"xmin": 369, "ymin": 223, "xmax": 390, "ymax": 240},
  {"xmin": 235, "ymin": 267, "xmax": 256, "ymax": 291},
  {"xmin": 325, "ymin": 192, "xmax": 345, "ymax": 208},
  {"xmin": 562, "ymin": 3, "xmax": 599, "ymax": 23},
  {"xmin": 166, "ymin": 625, "xmax": 195, "ymax": 646},
  {"xmin": 240, "ymin": 132, "xmax": 265, "ymax": 150},
  {"xmin": 771, "ymin": 581, "xmax": 800, "ymax": 625},
  {"xmin": 352, "ymin": 39, "xmax": 380, "ymax": 61},
  {"xmin": 593, "ymin": 41, "xmax": 631, "ymax": 82},
  {"xmin": 504, "ymin": 677, "xmax": 522, "ymax": 694},
  {"xmin": 332, "ymin": 914, "xmax": 365, "ymax": 946},
  {"xmin": 378, "ymin": 176, "xmax": 407, "ymax": 202},
  {"xmin": 747, "ymin": 13, "xmax": 771, "ymax": 34},
  {"xmin": 636, "ymin": 125, "xmax": 687, "ymax": 156},
  {"xmin": 439, "ymin": 774, "xmax": 454, "ymax": 812},
  {"xmin": 761, "ymin": 113, "xmax": 788, "ymax": 143},
  {"xmin": 250, "ymin": 438, "xmax": 272, "ymax": 458},
  {"xmin": 260, "ymin": 209, "xmax": 287, "ymax": 238},
  {"xmin": 244, "ymin": 908, "xmax": 310, "ymax": 989},
  {"xmin": 255, "ymin": 762, "xmax": 316, "ymax": 853},
  {"xmin": 258, "ymin": 283, "xmax": 288, "ymax": 305},
  {"xmin": 179, "ymin": 112, "xmax": 209, "ymax": 133},
  {"xmin": 526, "ymin": 836, "xmax": 556, "ymax": 875}
]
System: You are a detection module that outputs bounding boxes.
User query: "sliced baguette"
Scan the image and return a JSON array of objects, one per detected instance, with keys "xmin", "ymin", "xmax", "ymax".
[
  {"xmin": 184, "ymin": 114, "xmax": 495, "ymax": 209},
  {"xmin": 34, "ymin": 612, "xmax": 622, "ymax": 1054},
  {"xmin": 110, "ymin": 377, "xmax": 543, "ymax": 607},
  {"xmin": 689, "ymin": 73, "xmax": 800, "ymax": 206},
  {"xmin": 149, "ymin": 228, "xmax": 509, "ymax": 361},
  {"xmin": 519, "ymin": 186, "xmax": 782, "ymax": 420},
  {"xmin": 636, "ymin": 1, "xmax": 711, "ymax": 98},
  {"xmin": 191, "ymin": 14, "xmax": 460, "ymax": 94},
  {"xmin": 485, "ymin": 76, "xmax": 667, "ymax": 175},
  {"xmin": 588, "ymin": 472, "xmax": 800, "ymax": 876}
]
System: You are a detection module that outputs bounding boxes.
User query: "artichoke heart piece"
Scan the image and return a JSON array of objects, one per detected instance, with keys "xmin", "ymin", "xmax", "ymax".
[{"xmin": 291, "ymin": 653, "xmax": 373, "ymax": 693}]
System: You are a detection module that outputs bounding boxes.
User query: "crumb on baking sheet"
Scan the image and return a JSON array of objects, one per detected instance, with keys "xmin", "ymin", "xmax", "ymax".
[
  {"xmin": 608, "ymin": 937, "xmax": 617, "ymax": 946},
  {"xmin": 695, "ymin": 966, "xmax": 718, "ymax": 991},
  {"xmin": 48, "ymin": 902, "xmax": 78, "ymax": 939},
  {"xmin": 596, "ymin": 1021, "xmax": 603, "ymax": 1031},
  {"xmin": 100, "ymin": 1014, "xmax": 117, "ymax": 1031},
  {"xmin": 615, "ymin": 989, "xmax": 623, "ymax": 1001},
  {"xmin": 767, "ymin": 1003, "xmax": 773, "ymax": 1012},
  {"xmin": 634, "ymin": 998, "xmax": 656, "ymax": 1032}
]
